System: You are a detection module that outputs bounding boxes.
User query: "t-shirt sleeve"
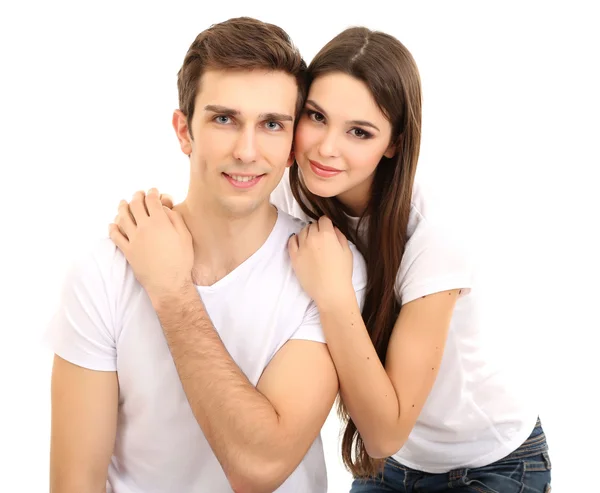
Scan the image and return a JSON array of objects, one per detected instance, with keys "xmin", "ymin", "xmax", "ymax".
[
  {"xmin": 290, "ymin": 241, "xmax": 368, "ymax": 343},
  {"xmin": 289, "ymin": 300, "xmax": 326, "ymax": 343},
  {"xmin": 396, "ymin": 214, "xmax": 474, "ymax": 306},
  {"xmin": 45, "ymin": 240, "xmax": 119, "ymax": 371}
]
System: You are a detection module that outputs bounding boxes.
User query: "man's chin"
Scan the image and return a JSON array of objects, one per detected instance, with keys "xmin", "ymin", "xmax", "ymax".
[{"xmin": 217, "ymin": 196, "xmax": 270, "ymax": 219}]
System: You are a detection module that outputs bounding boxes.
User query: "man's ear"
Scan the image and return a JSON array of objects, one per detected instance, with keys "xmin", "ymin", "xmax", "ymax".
[{"xmin": 172, "ymin": 110, "xmax": 192, "ymax": 156}]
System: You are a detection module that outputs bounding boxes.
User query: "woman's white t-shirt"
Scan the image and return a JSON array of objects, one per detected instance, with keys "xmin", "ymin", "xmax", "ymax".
[{"xmin": 270, "ymin": 169, "xmax": 538, "ymax": 473}]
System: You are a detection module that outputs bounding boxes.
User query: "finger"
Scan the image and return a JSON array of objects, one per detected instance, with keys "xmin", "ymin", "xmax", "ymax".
[
  {"xmin": 288, "ymin": 233, "xmax": 299, "ymax": 259},
  {"xmin": 129, "ymin": 190, "xmax": 149, "ymax": 223},
  {"xmin": 163, "ymin": 207, "xmax": 190, "ymax": 237},
  {"xmin": 145, "ymin": 188, "xmax": 163, "ymax": 216},
  {"xmin": 334, "ymin": 226, "xmax": 350, "ymax": 249},
  {"xmin": 108, "ymin": 223, "xmax": 129, "ymax": 253},
  {"xmin": 306, "ymin": 222, "xmax": 319, "ymax": 238},
  {"xmin": 298, "ymin": 223, "xmax": 310, "ymax": 244},
  {"xmin": 318, "ymin": 215, "xmax": 334, "ymax": 233},
  {"xmin": 116, "ymin": 200, "xmax": 136, "ymax": 239},
  {"xmin": 113, "ymin": 214, "xmax": 128, "ymax": 240},
  {"xmin": 159, "ymin": 193, "xmax": 174, "ymax": 209}
]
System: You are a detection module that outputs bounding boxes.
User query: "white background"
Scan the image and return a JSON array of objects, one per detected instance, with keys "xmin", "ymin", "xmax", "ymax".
[{"xmin": 1, "ymin": 1, "xmax": 599, "ymax": 491}]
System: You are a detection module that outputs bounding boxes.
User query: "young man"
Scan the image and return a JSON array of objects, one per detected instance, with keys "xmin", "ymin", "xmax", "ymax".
[{"xmin": 47, "ymin": 17, "xmax": 367, "ymax": 493}]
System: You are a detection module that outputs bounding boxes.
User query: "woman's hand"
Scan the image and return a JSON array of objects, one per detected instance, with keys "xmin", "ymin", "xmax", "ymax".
[{"xmin": 288, "ymin": 216, "xmax": 356, "ymax": 309}]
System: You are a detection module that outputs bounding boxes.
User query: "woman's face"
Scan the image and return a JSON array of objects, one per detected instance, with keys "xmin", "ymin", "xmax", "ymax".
[{"xmin": 294, "ymin": 72, "xmax": 395, "ymax": 214}]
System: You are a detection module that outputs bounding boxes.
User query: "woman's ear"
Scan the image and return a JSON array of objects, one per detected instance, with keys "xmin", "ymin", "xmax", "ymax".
[{"xmin": 384, "ymin": 142, "xmax": 397, "ymax": 159}]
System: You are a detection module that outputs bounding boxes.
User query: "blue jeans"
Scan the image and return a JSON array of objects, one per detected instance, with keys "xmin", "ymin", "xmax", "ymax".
[{"xmin": 350, "ymin": 418, "xmax": 551, "ymax": 492}]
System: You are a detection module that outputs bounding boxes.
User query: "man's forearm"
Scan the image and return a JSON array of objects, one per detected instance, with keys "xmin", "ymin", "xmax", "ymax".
[{"xmin": 151, "ymin": 285, "xmax": 285, "ymax": 486}]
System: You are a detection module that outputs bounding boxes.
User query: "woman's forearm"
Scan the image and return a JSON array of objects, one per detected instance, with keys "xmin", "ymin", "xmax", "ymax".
[{"xmin": 316, "ymin": 289, "xmax": 405, "ymax": 458}]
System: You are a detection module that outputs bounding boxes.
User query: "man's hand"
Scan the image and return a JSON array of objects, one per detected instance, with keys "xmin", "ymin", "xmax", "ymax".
[
  {"xmin": 109, "ymin": 189, "xmax": 193, "ymax": 302},
  {"xmin": 157, "ymin": 192, "xmax": 174, "ymax": 210}
]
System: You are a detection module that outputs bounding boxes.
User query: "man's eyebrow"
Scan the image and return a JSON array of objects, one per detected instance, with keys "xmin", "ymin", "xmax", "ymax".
[
  {"xmin": 204, "ymin": 105, "xmax": 293, "ymax": 122},
  {"xmin": 204, "ymin": 105, "xmax": 239, "ymax": 115},
  {"xmin": 306, "ymin": 99, "xmax": 380, "ymax": 132},
  {"xmin": 260, "ymin": 112, "xmax": 294, "ymax": 122}
]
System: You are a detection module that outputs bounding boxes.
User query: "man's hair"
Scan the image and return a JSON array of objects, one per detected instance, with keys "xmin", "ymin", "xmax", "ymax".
[{"xmin": 177, "ymin": 17, "xmax": 308, "ymax": 133}]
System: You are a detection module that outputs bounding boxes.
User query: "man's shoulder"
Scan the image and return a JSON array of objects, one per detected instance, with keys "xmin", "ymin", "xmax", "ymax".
[
  {"xmin": 275, "ymin": 209, "xmax": 310, "ymax": 234},
  {"xmin": 63, "ymin": 237, "xmax": 137, "ymax": 299},
  {"xmin": 72, "ymin": 237, "xmax": 127, "ymax": 276},
  {"xmin": 347, "ymin": 240, "xmax": 367, "ymax": 294}
]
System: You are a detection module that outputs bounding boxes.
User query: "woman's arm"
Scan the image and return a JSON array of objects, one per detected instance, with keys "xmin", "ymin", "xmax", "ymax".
[
  {"xmin": 288, "ymin": 215, "xmax": 463, "ymax": 458},
  {"xmin": 316, "ymin": 287, "xmax": 459, "ymax": 458}
]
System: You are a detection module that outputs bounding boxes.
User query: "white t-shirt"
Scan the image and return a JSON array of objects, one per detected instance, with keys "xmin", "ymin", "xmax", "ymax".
[
  {"xmin": 271, "ymin": 169, "xmax": 538, "ymax": 473},
  {"xmin": 46, "ymin": 209, "xmax": 367, "ymax": 492}
]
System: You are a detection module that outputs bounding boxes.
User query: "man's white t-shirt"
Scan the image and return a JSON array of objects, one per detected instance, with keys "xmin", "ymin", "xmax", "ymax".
[
  {"xmin": 271, "ymin": 169, "xmax": 538, "ymax": 473},
  {"xmin": 46, "ymin": 209, "xmax": 367, "ymax": 492}
]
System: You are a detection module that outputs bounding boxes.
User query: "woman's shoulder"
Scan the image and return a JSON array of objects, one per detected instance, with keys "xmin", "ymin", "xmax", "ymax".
[
  {"xmin": 407, "ymin": 181, "xmax": 469, "ymax": 243},
  {"xmin": 398, "ymin": 181, "xmax": 475, "ymax": 304}
]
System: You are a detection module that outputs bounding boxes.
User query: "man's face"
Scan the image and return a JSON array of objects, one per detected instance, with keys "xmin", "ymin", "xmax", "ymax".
[{"xmin": 175, "ymin": 69, "xmax": 297, "ymax": 217}]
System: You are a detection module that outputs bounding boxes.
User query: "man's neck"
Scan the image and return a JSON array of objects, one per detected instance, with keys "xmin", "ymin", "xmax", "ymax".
[{"xmin": 174, "ymin": 199, "xmax": 278, "ymax": 286}]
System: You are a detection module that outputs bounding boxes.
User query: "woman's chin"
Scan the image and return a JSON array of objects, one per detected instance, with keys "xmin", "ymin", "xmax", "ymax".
[
  {"xmin": 305, "ymin": 180, "xmax": 340, "ymax": 199},
  {"xmin": 299, "ymin": 169, "xmax": 341, "ymax": 198}
]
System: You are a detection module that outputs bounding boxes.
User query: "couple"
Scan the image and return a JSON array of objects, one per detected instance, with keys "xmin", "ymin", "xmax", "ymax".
[{"xmin": 47, "ymin": 16, "xmax": 551, "ymax": 493}]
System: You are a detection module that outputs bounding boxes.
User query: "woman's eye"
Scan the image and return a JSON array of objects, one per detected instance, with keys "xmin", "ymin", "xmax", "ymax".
[
  {"xmin": 350, "ymin": 128, "xmax": 372, "ymax": 139},
  {"xmin": 308, "ymin": 110, "xmax": 325, "ymax": 123}
]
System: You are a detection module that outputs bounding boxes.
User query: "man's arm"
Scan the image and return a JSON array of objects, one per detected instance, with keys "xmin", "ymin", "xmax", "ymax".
[
  {"xmin": 153, "ymin": 286, "xmax": 338, "ymax": 493},
  {"xmin": 50, "ymin": 355, "xmax": 118, "ymax": 493}
]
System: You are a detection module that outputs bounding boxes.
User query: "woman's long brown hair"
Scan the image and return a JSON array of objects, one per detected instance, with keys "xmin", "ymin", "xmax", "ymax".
[{"xmin": 289, "ymin": 27, "xmax": 422, "ymax": 477}]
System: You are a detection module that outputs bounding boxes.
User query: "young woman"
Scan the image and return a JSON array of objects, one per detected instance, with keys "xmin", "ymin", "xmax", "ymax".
[{"xmin": 115, "ymin": 27, "xmax": 550, "ymax": 493}]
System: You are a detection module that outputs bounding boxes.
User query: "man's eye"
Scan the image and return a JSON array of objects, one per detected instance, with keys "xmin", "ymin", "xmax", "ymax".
[
  {"xmin": 215, "ymin": 116, "xmax": 232, "ymax": 124},
  {"xmin": 265, "ymin": 121, "xmax": 283, "ymax": 130}
]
